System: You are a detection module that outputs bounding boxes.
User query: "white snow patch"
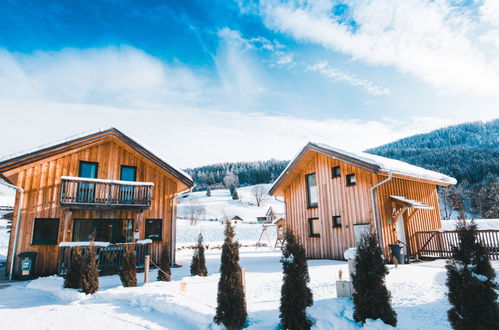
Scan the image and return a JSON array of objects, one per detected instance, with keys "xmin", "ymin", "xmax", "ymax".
[
  {"xmin": 343, "ymin": 248, "xmax": 357, "ymax": 260},
  {"xmin": 440, "ymin": 219, "xmax": 499, "ymax": 231}
]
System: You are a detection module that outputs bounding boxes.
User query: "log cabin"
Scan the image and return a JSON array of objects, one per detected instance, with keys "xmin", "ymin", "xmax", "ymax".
[
  {"xmin": 269, "ymin": 142, "xmax": 457, "ymax": 261},
  {"xmin": 0, "ymin": 128, "xmax": 193, "ymax": 279}
]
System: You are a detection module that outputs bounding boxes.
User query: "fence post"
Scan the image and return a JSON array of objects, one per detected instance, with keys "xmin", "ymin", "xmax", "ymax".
[
  {"xmin": 144, "ymin": 255, "xmax": 150, "ymax": 284},
  {"xmin": 436, "ymin": 232, "xmax": 444, "ymax": 258}
]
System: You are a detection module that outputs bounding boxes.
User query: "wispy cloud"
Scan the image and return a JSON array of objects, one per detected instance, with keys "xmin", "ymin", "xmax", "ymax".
[
  {"xmin": 309, "ymin": 61, "xmax": 390, "ymax": 96},
  {"xmin": 258, "ymin": 0, "xmax": 499, "ymax": 95}
]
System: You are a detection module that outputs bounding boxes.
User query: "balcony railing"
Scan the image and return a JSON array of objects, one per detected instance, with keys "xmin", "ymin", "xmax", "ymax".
[{"xmin": 60, "ymin": 176, "xmax": 153, "ymax": 209}]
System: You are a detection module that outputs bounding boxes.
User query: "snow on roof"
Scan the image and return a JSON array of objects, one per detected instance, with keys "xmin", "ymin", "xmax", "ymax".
[
  {"xmin": 0, "ymin": 128, "xmax": 193, "ymax": 183},
  {"xmin": 389, "ymin": 195, "xmax": 433, "ymax": 209},
  {"xmin": 271, "ymin": 143, "xmax": 456, "ymax": 192},
  {"xmin": 315, "ymin": 143, "xmax": 456, "ymax": 185}
]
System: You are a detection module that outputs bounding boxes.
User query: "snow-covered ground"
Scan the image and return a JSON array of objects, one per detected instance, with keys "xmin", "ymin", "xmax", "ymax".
[
  {"xmin": 1, "ymin": 247, "xmax": 497, "ymax": 329},
  {"xmin": 177, "ymin": 185, "xmax": 284, "ymax": 223},
  {"xmin": 440, "ymin": 219, "xmax": 499, "ymax": 231}
]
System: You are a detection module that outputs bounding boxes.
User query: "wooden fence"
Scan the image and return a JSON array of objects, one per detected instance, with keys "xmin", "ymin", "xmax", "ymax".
[
  {"xmin": 58, "ymin": 242, "xmax": 151, "ymax": 275},
  {"xmin": 415, "ymin": 230, "xmax": 499, "ymax": 260}
]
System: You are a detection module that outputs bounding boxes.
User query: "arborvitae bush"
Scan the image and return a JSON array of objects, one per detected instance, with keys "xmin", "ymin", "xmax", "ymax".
[
  {"xmin": 206, "ymin": 187, "xmax": 211, "ymax": 197},
  {"xmin": 119, "ymin": 244, "xmax": 137, "ymax": 287},
  {"xmin": 446, "ymin": 219, "xmax": 499, "ymax": 329},
  {"xmin": 232, "ymin": 189, "xmax": 239, "ymax": 200},
  {"xmin": 190, "ymin": 233, "xmax": 208, "ymax": 276},
  {"xmin": 64, "ymin": 248, "xmax": 82, "ymax": 289},
  {"xmin": 157, "ymin": 244, "xmax": 171, "ymax": 282},
  {"xmin": 214, "ymin": 220, "xmax": 247, "ymax": 329},
  {"xmin": 352, "ymin": 232, "xmax": 397, "ymax": 327},
  {"xmin": 279, "ymin": 231, "xmax": 313, "ymax": 330},
  {"xmin": 80, "ymin": 243, "xmax": 99, "ymax": 295}
]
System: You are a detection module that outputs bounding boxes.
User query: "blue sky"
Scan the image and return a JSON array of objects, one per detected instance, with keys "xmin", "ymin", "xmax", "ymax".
[{"xmin": 0, "ymin": 0, "xmax": 498, "ymax": 167}]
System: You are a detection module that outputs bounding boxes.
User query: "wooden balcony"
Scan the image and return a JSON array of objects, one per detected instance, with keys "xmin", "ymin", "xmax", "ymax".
[{"xmin": 60, "ymin": 176, "xmax": 153, "ymax": 210}]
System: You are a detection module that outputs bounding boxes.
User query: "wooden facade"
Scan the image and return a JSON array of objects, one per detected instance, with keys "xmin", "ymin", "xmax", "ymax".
[
  {"xmin": 0, "ymin": 128, "xmax": 193, "ymax": 278},
  {"xmin": 270, "ymin": 143, "xmax": 454, "ymax": 260}
]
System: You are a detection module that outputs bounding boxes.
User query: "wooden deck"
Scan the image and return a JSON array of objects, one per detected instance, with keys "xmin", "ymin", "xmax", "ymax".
[{"xmin": 415, "ymin": 230, "xmax": 499, "ymax": 260}]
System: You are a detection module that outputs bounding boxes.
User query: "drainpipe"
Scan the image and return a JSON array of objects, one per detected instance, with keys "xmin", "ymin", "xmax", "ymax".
[
  {"xmin": 0, "ymin": 180, "xmax": 24, "ymax": 281},
  {"xmin": 370, "ymin": 171, "xmax": 393, "ymax": 253}
]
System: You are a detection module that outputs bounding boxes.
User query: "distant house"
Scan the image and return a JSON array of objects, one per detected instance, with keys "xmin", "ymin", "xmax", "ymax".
[
  {"xmin": 0, "ymin": 128, "xmax": 194, "ymax": 278},
  {"xmin": 269, "ymin": 142, "xmax": 456, "ymax": 260},
  {"xmin": 220, "ymin": 214, "xmax": 244, "ymax": 222}
]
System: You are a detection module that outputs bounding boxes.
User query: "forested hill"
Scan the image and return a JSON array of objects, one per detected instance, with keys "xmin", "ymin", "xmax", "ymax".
[
  {"xmin": 366, "ymin": 119, "xmax": 498, "ymax": 188},
  {"xmin": 184, "ymin": 159, "xmax": 288, "ymax": 190}
]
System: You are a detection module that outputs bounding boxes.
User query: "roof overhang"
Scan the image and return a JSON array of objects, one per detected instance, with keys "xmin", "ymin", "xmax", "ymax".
[
  {"xmin": 389, "ymin": 195, "xmax": 433, "ymax": 210},
  {"xmin": 0, "ymin": 128, "xmax": 194, "ymax": 191}
]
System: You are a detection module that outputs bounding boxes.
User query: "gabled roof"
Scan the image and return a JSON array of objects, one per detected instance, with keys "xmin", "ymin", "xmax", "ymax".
[
  {"xmin": 0, "ymin": 128, "xmax": 194, "ymax": 189},
  {"xmin": 269, "ymin": 142, "xmax": 456, "ymax": 195}
]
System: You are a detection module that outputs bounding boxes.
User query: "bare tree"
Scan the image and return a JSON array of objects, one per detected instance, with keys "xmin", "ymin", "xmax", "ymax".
[
  {"xmin": 184, "ymin": 201, "xmax": 206, "ymax": 225},
  {"xmin": 223, "ymin": 171, "xmax": 239, "ymax": 188},
  {"xmin": 252, "ymin": 185, "xmax": 267, "ymax": 207},
  {"xmin": 438, "ymin": 186, "xmax": 464, "ymax": 220}
]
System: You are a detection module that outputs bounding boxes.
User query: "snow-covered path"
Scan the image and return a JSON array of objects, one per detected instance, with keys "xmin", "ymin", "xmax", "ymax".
[{"xmin": 0, "ymin": 248, "xmax": 497, "ymax": 329}]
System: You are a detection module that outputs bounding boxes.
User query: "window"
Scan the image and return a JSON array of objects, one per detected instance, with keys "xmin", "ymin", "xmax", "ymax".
[
  {"xmin": 145, "ymin": 219, "xmax": 162, "ymax": 241},
  {"xmin": 331, "ymin": 166, "xmax": 341, "ymax": 178},
  {"xmin": 32, "ymin": 218, "xmax": 59, "ymax": 245},
  {"xmin": 308, "ymin": 218, "xmax": 320, "ymax": 237},
  {"xmin": 306, "ymin": 173, "xmax": 318, "ymax": 208},
  {"xmin": 332, "ymin": 216, "xmax": 342, "ymax": 228},
  {"xmin": 346, "ymin": 173, "xmax": 356, "ymax": 186},
  {"xmin": 73, "ymin": 219, "xmax": 133, "ymax": 243},
  {"xmin": 77, "ymin": 161, "xmax": 98, "ymax": 203},
  {"xmin": 120, "ymin": 166, "xmax": 137, "ymax": 204},
  {"xmin": 120, "ymin": 166, "xmax": 136, "ymax": 181}
]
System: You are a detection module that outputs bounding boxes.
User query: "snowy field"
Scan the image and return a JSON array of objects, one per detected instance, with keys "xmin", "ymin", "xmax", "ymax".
[
  {"xmin": 1, "ymin": 247, "xmax": 497, "ymax": 330},
  {"xmin": 177, "ymin": 185, "xmax": 284, "ymax": 223}
]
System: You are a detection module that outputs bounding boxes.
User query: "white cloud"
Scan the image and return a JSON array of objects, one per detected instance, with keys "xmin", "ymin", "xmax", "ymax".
[
  {"xmin": 309, "ymin": 61, "xmax": 390, "ymax": 95},
  {"xmin": 259, "ymin": 0, "xmax": 499, "ymax": 95}
]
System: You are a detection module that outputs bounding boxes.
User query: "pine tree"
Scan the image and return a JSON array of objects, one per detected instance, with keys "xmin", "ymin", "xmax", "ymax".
[
  {"xmin": 279, "ymin": 231, "xmax": 313, "ymax": 330},
  {"xmin": 446, "ymin": 219, "xmax": 499, "ymax": 329},
  {"xmin": 214, "ymin": 220, "xmax": 247, "ymax": 329},
  {"xmin": 80, "ymin": 243, "xmax": 99, "ymax": 295},
  {"xmin": 64, "ymin": 248, "xmax": 82, "ymax": 289},
  {"xmin": 190, "ymin": 233, "xmax": 208, "ymax": 276},
  {"xmin": 352, "ymin": 232, "xmax": 397, "ymax": 327},
  {"xmin": 119, "ymin": 244, "xmax": 137, "ymax": 287},
  {"xmin": 157, "ymin": 244, "xmax": 171, "ymax": 281}
]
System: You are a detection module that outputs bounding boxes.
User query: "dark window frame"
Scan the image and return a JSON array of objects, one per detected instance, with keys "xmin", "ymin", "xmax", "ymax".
[
  {"xmin": 78, "ymin": 161, "xmax": 99, "ymax": 178},
  {"xmin": 346, "ymin": 173, "xmax": 357, "ymax": 186},
  {"xmin": 32, "ymin": 218, "xmax": 60, "ymax": 245},
  {"xmin": 331, "ymin": 166, "xmax": 341, "ymax": 178},
  {"xmin": 332, "ymin": 215, "xmax": 342, "ymax": 228},
  {"xmin": 145, "ymin": 219, "xmax": 163, "ymax": 241},
  {"xmin": 305, "ymin": 173, "xmax": 318, "ymax": 208},
  {"xmin": 308, "ymin": 217, "xmax": 320, "ymax": 237},
  {"xmin": 72, "ymin": 218, "xmax": 133, "ymax": 243},
  {"xmin": 120, "ymin": 165, "xmax": 137, "ymax": 181}
]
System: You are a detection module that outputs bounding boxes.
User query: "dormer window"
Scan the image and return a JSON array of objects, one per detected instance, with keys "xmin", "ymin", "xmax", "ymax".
[{"xmin": 346, "ymin": 173, "xmax": 356, "ymax": 186}]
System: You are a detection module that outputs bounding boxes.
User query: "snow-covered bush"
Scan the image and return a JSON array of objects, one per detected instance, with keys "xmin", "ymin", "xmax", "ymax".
[
  {"xmin": 446, "ymin": 219, "xmax": 499, "ymax": 329},
  {"xmin": 351, "ymin": 232, "xmax": 397, "ymax": 326},
  {"xmin": 190, "ymin": 233, "xmax": 208, "ymax": 276},
  {"xmin": 279, "ymin": 231, "xmax": 313, "ymax": 330},
  {"xmin": 214, "ymin": 220, "xmax": 247, "ymax": 329}
]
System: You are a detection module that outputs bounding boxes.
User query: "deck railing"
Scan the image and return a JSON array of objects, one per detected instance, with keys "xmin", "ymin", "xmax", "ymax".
[
  {"xmin": 60, "ymin": 176, "xmax": 153, "ymax": 209},
  {"xmin": 415, "ymin": 230, "xmax": 499, "ymax": 260},
  {"xmin": 58, "ymin": 242, "xmax": 151, "ymax": 275}
]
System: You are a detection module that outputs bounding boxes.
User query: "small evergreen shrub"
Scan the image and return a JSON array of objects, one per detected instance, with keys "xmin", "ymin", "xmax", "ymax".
[
  {"xmin": 279, "ymin": 231, "xmax": 313, "ymax": 330},
  {"xmin": 64, "ymin": 248, "xmax": 82, "ymax": 289},
  {"xmin": 352, "ymin": 232, "xmax": 397, "ymax": 326},
  {"xmin": 157, "ymin": 244, "xmax": 171, "ymax": 282},
  {"xmin": 119, "ymin": 244, "xmax": 137, "ymax": 287},
  {"xmin": 80, "ymin": 243, "xmax": 99, "ymax": 295},
  {"xmin": 214, "ymin": 220, "xmax": 247, "ymax": 329},
  {"xmin": 446, "ymin": 219, "xmax": 499, "ymax": 329},
  {"xmin": 190, "ymin": 233, "xmax": 208, "ymax": 276}
]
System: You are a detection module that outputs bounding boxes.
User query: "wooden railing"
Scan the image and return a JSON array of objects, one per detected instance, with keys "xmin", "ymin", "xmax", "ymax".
[
  {"xmin": 58, "ymin": 242, "xmax": 151, "ymax": 275},
  {"xmin": 60, "ymin": 176, "xmax": 153, "ymax": 209},
  {"xmin": 415, "ymin": 230, "xmax": 499, "ymax": 260}
]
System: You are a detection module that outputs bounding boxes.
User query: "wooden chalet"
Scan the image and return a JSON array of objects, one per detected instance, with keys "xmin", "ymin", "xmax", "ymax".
[
  {"xmin": 0, "ymin": 128, "xmax": 193, "ymax": 278},
  {"xmin": 269, "ymin": 142, "xmax": 457, "ymax": 260}
]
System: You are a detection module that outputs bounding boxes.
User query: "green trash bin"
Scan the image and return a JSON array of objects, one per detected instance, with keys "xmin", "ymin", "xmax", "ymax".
[
  {"xmin": 389, "ymin": 244, "xmax": 404, "ymax": 265},
  {"xmin": 17, "ymin": 252, "xmax": 38, "ymax": 280}
]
